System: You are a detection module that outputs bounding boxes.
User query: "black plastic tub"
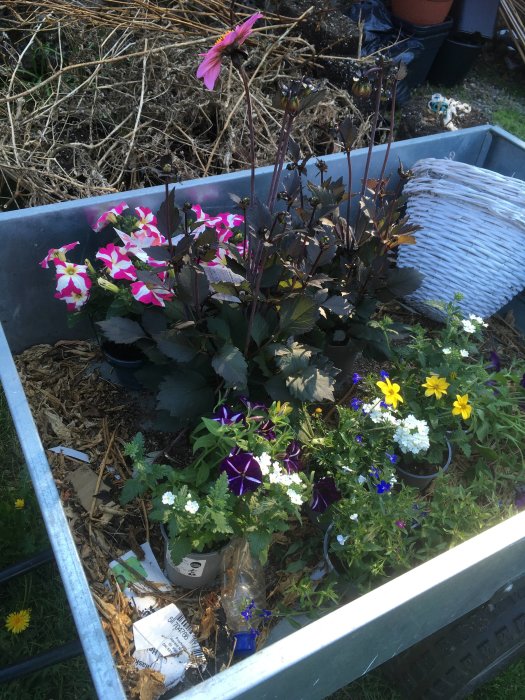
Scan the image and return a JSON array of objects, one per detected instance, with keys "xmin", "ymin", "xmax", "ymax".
[
  {"xmin": 428, "ymin": 32, "xmax": 484, "ymax": 86},
  {"xmin": 393, "ymin": 16, "xmax": 453, "ymax": 90}
]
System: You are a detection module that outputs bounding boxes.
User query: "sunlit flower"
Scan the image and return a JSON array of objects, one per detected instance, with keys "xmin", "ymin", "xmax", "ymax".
[
  {"xmin": 220, "ymin": 449, "xmax": 263, "ymax": 495},
  {"xmin": 376, "ymin": 377, "xmax": 403, "ymax": 409},
  {"xmin": 461, "ymin": 319, "xmax": 476, "ymax": 334},
  {"xmin": 421, "ymin": 375, "xmax": 449, "ymax": 400},
  {"xmin": 185, "ymin": 499, "xmax": 200, "ymax": 514},
  {"xmin": 55, "ymin": 261, "xmax": 92, "ymax": 294},
  {"xmin": 14, "ymin": 498, "xmax": 25, "ymax": 509},
  {"xmin": 130, "ymin": 278, "xmax": 174, "ymax": 307},
  {"xmin": 442, "ymin": 347, "xmax": 451, "ymax": 355},
  {"xmin": 196, "ymin": 12, "xmax": 264, "ymax": 90},
  {"xmin": 5, "ymin": 609, "xmax": 31, "ymax": 634},
  {"xmin": 93, "ymin": 202, "xmax": 129, "ymax": 232},
  {"xmin": 452, "ymin": 394, "xmax": 472, "ymax": 420},
  {"xmin": 40, "ymin": 241, "xmax": 79, "ymax": 269}
]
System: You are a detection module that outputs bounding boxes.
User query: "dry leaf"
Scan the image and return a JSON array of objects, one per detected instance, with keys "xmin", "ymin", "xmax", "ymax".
[{"xmin": 136, "ymin": 669, "xmax": 166, "ymax": 700}]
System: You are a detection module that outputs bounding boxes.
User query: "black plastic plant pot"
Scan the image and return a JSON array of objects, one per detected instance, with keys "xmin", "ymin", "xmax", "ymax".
[
  {"xmin": 101, "ymin": 340, "xmax": 144, "ymax": 390},
  {"xmin": 428, "ymin": 32, "xmax": 484, "ymax": 87}
]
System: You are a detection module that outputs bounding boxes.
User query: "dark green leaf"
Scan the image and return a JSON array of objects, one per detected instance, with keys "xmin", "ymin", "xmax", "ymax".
[
  {"xmin": 157, "ymin": 371, "xmax": 216, "ymax": 420},
  {"xmin": 154, "ymin": 330, "xmax": 198, "ymax": 362},
  {"xmin": 279, "ymin": 296, "xmax": 318, "ymax": 336},
  {"xmin": 286, "ymin": 366, "xmax": 335, "ymax": 402},
  {"xmin": 97, "ymin": 317, "xmax": 145, "ymax": 344},
  {"xmin": 250, "ymin": 313, "xmax": 270, "ymax": 346},
  {"xmin": 212, "ymin": 344, "xmax": 248, "ymax": 389}
]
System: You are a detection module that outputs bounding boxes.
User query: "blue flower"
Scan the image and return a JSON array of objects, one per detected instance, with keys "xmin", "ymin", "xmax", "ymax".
[
  {"xmin": 380, "ymin": 370, "xmax": 389, "ymax": 379},
  {"xmin": 259, "ymin": 609, "xmax": 272, "ymax": 619},
  {"xmin": 283, "ymin": 440, "xmax": 302, "ymax": 473},
  {"xmin": 386, "ymin": 452, "xmax": 398, "ymax": 464},
  {"xmin": 352, "ymin": 372, "xmax": 362, "ymax": 384},
  {"xmin": 355, "ymin": 435, "xmax": 363, "ymax": 443},
  {"xmin": 369, "ymin": 466, "xmax": 380, "ymax": 479},
  {"xmin": 310, "ymin": 477, "xmax": 342, "ymax": 513},
  {"xmin": 350, "ymin": 398, "xmax": 362, "ymax": 411},
  {"xmin": 220, "ymin": 449, "xmax": 263, "ymax": 495},
  {"xmin": 379, "ymin": 400, "xmax": 388, "ymax": 409},
  {"xmin": 376, "ymin": 480, "xmax": 392, "ymax": 494},
  {"xmin": 241, "ymin": 599, "xmax": 256, "ymax": 621}
]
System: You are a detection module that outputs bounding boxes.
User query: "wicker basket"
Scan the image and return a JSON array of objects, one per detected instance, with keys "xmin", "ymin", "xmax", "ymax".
[{"xmin": 397, "ymin": 158, "xmax": 525, "ymax": 320}]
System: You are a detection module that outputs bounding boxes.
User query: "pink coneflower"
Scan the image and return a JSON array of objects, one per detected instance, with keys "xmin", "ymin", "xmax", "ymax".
[{"xmin": 196, "ymin": 12, "xmax": 263, "ymax": 90}]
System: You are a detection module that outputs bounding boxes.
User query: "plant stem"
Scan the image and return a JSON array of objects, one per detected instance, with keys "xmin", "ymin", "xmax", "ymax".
[
  {"xmin": 360, "ymin": 66, "xmax": 384, "ymax": 201},
  {"xmin": 376, "ymin": 76, "xmax": 399, "ymax": 202},
  {"xmin": 344, "ymin": 148, "xmax": 353, "ymax": 251},
  {"xmin": 267, "ymin": 111, "xmax": 294, "ymax": 211},
  {"xmin": 237, "ymin": 65, "xmax": 256, "ymax": 206}
]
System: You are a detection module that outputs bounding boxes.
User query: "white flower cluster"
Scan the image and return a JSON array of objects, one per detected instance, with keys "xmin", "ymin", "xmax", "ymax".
[
  {"xmin": 362, "ymin": 400, "xmax": 397, "ymax": 425},
  {"xmin": 162, "ymin": 491, "xmax": 175, "ymax": 505},
  {"xmin": 185, "ymin": 499, "xmax": 200, "ymax": 514},
  {"xmin": 393, "ymin": 415, "xmax": 430, "ymax": 455},
  {"xmin": 161, "ymin": 490, "xmax": 200, "ymax": 514},
  {"xmin": 260, "ymin": 452, "xmax": 305, "ymax": 505},
  {"xmin": 462, "ymin": 314, "xmax": 488, "ymax": 334}
]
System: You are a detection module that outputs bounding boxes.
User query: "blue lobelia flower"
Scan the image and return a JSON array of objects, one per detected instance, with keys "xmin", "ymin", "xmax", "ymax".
[
  {"xmin": 386, "ymin": 452, "xmax": 398, "ymax": 464},
  {"xmin": 212, "ymin": 405, "xmax": 244, "ymax": 425},
  {"xmin": 350, "ymin": 397, "xmax": 362, "ymax": 411},
  {"xmin": 220, "ymin": 449, "xmax": 263, "ymax": 495},
  {"xmin": 369, "ymin": 466, "xmax": 381, "ymax": 479},
  {"xmin": 380, "ymin": 370, "xmax": 389, "ymax": 379},
  {"xmin": 376, "ymin": 480, "xmax": 392, "ymax": 494},
  {"xmin": 355, "ymin": 434, "xmax": 363, "ymax": 443},
  {"xmin": 310, "ymin": 476, "xmax": 342, "ymax": 513},
  {"xmin": 352, "ymin": 372, "xmax": 362, "ymax": 384}
]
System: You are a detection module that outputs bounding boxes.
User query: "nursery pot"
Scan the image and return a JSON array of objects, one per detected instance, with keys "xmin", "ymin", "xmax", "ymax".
[
  {"xmin": 427, "ymin": 32, "xmax": 484, "ymax": 86},
  {"xmin": 391, "ymin": 0, "xmax": 454, "ymax": 26},
  {"xmin": 101, "ymin": 340, "xmax": 144, "ymax": 390},
  {"xmin": 396, "ymin": 437, "xmax": 452, "ymax": 491},
  {"xmin": 160, "ymin": 524, "xmax": 225, "ymax": 589}
]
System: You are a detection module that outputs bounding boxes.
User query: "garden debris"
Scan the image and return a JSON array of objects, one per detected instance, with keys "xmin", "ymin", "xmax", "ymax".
[
  {"xmin": 49, "ymin": 445, "xmax": 91, "ymax": 462},
  {"xmin": 69, "ymin": 463, "xmax": 116, "ymax": 522},
  {"xmin": 427, "ymin": 93, "xmax": 472, "ymax": 131},
  {"xmin": 133, "ymin": 603, "xmax": 206, "ymax": 691},
  {"xmin": 500, "ymin": 0, "xmax": 525, "ymax": 67}
]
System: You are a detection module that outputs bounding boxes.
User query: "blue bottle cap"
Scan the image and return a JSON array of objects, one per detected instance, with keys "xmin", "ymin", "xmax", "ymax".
[{"xmin": 233, "ymin": 631, "xmax": 257, "ymax": 656}]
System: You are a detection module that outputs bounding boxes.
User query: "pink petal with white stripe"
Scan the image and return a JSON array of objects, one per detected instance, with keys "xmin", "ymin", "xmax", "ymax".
[
  {"xmin": 54, "ymin": 278, "xmax": 90, "ymax": 311},
  {"xmin": 40, "ymin": 241, "xmax": 80, "ymax": 269},
  {"xmin": 130, "ymin": 280, "xmax": 174, "ymax": 307},
  {"xmin": 135, "ymin": 206, "xmax": 157, "ymax": 228},
  {"xmin": 95, "ymin": 243, "xmax": 137, "ymax": 281},
  {"xmin": 93, "ymin": 202, "xmax": 129, "ymax": 232},
  {"xmin": 55, "ymin": 261, "xmax": 92, "ymax": 294}
]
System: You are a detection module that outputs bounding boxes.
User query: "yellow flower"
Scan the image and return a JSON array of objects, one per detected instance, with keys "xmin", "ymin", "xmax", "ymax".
[
  {"xmin": 5, "ymin": 609, "xmax": 31, "ymax": 635},
  {"xmin": 421, "ymin": 375, "xmax": 449, "ymax": 400},
  {"xmin": 376, "ymin": 377, "xmax": 403, "ymax": 410},
  {"xmin": 452, "ymin": 394, "xmax": 472, "ymax": 420},
  {"xmin": 274, "ymin": 401, "xmax": 293, "ymax": 416},
  {"xmin": 14, "ymin": 498, "xmax": 25, "ymax": 509}
]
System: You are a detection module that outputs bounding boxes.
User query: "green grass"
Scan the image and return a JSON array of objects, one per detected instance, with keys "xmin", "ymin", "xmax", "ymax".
[
  {"xmin": 0, "ymin": 393, "xmax": 95, "ymax": 700},
  {"xmin": 493, "ymin": 107, "xmax": 525, "ymax": 142}
]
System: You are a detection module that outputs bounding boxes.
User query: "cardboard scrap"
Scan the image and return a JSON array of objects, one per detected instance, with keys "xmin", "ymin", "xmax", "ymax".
[
  {"xmin": 69, "ymin": 464, "xmax": 115, "ymax": 522},
  {"xmin": 108, "ymin": 542, "xmax": 172, "ymax": 614},
  {"xmin": 133, "ymin": 603, "xmax": 206, "ymax": 690}
]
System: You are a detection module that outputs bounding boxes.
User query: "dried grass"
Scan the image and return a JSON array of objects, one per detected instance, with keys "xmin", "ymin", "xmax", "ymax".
[{"xmin": 0, "ymin": 0, "xmax": 370, "ymax": 208}]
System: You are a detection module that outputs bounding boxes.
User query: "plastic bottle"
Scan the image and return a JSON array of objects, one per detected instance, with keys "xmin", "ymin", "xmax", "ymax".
[{"xmin": 220, "ymin": 538, "xmax": 267, "ymax": 656}]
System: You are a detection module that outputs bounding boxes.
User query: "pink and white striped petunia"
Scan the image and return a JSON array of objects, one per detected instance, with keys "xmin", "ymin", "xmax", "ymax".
[
  {"xmin": 93, "ymin": 202, "xmax": 129, "ymax": 232},
  {"xmin": 130, "ymin": 280, "xmax": 174, "ymax": 307},
  {"xmin": 55, "ymin": 261, "xmax": 92, "ymax": 294},
  {"xmin": 54, "ymin": 278, "xmax": 90, "ymax": 311},
  {"xmin": 130, "ymin": 225, "xmax": 167, "ymax": 247},
  {"xmin": 196, "ymin": 13, "xmax": 263, "ymax": 91},
  {"xmin": 115, "ymin": 230, "xmax": 168, "ymax": 268},
  {"xmin": 95, "ymin": 243, "xmax": 137, "ymax": 281},
  {"xmin": 135, "ymin": 206, "xmax": 157, "ymax": 229},
  {"xmin": 40, "ymin": 241, "xmax": 80, "ymax": 269}
]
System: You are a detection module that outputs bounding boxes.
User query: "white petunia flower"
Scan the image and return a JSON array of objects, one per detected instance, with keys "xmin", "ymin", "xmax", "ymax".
[
  {"xmin": 162, "ymin": 491, "xmax": 175, "ymax": 506},
  {"xmin": 460, "ymin": 349, "xmax": 469, "ymax": 357},
  {"xmin": 185, "ymin": 499, "xmax": 200, "ymax": 514}
]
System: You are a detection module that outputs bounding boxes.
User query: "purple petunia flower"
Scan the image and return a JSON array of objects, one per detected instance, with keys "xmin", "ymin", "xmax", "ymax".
[
  {"xmin": 283, "ymin": 440, "xmax": 302, "ymax": 473},
  {"xmin": 386, "ymin": 452, "xmax": 398, "ymax": 464},
  {"xmin": 350, "ymin": 397, "xmax": 362, "ymax": 411},
  {"xmin": 212, "ymin": 405, "xmax": 244, "ymax": 425},
  {"xmin": 487, "ymin": 351, "xmax": 501, "ymax": 372},
  {"xmin": 395, "ymin": 519, "xmax": 406, "ymax": 529},
  {"xmin": 352, "ymin": 372, "xmax": 362, "ymax": 384},
  {"xmin": 380, "ymin": 370, "xmax": 389, "ymax": 379},
  {"xmin": 256, "ymin": 418, "xmax": 276, "ymax": 441},
  {"xmin": 355, "ymin": 434, "xmax": 363, "ymax": 443},
  {"xmin": 220, "ymin": 449, "xmax": 263, "ymax": 495},
  {"xmin": 239, "ymin": 396, "xmax": 268, "ymax": 412},
  {"xmin": 310, "ymin": 476, "xmax": 342, "ymax": 513},
  {"xmin": 376, "ymin": 480, "xmax": 392, "ymax": 494}
]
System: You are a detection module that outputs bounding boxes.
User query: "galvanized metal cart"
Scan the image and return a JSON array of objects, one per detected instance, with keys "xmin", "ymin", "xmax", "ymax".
[{"xmin": 1, "ymin": 125, "xmax": 525, "ymax": 699}]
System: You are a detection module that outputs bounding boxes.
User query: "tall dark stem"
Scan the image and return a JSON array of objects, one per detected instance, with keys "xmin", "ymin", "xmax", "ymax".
[
  {"xmin": 267, "ymin": 112, "xmax": 294, "ymax": 211},
  {"xmin": 164, "ymin": 181, "xmax": 174, "ymax": 258},
  {"xmin": 344, "ymin": 148, "xmax": 352, "ymax": 251},
  {"xmin": 237, "ymin": 65, "xmax": 256, "ymax": 206},
  {"xmin": 360, "ymin": 67, "xmax": 384, "ymax": 200},
  {"xmin": 376, "ymin": 77, "xmax": 399, "ymax": 201}
]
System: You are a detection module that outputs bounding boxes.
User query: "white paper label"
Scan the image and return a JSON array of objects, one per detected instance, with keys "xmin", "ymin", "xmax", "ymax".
[{"xmin": 175, "ymin": 556, "xmax": 207, "ymax": 578}]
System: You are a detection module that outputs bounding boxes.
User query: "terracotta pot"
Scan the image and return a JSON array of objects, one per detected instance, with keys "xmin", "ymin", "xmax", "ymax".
[
  {"xmin": 391, "ymin": 0, "xmax": 454, "ymax": 26},
  {"xmin": 396, "ymin": 437, "xmax": 452, "ymax": 491},
  {"xmin": 160, "ymin": 524, "xmax": 226, "ymax": 589}
]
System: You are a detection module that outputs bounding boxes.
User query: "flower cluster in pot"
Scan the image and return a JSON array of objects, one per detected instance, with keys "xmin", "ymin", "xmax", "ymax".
[
  {"xmin": 40, "ymin": 11, "xmax": 424, "ymax": 426},
  {"xmin": 120, "ymin": 400, "xmax": 312, "ymax": 565}
]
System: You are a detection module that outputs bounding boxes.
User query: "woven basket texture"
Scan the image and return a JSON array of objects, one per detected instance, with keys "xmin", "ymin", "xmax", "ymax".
[{"xmin": 397, "ymin": 158, "xmax": 525, "ymax": 320}]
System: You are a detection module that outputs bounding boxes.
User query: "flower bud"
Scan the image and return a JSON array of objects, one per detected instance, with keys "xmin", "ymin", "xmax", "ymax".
[{"xmin": 97, "ymin": 278, "xmax": 119, "ymax": 293}]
